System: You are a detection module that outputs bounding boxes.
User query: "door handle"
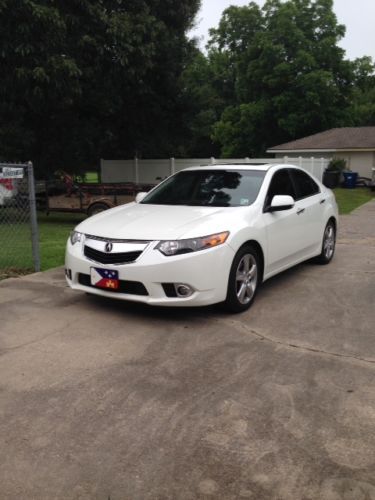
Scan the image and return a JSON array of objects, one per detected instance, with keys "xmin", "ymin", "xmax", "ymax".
[
  {"xmin": 296, "ymin": 208, "xmax": 305, "ymax": 215},
  {"xmin": 320, "ymin": 199, "xmax": 326, "ymax": 204}
]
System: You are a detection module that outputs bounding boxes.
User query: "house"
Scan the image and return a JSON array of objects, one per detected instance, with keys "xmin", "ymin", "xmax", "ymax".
[{"xmin": 267, "ymin": 127, "xmax": 375, "ymax": 178}]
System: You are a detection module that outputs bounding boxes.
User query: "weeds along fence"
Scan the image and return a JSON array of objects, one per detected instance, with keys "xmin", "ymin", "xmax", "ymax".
[
  {"xmin": 100, "ymin": 156, "xmax": 329, "ymax": 184},
  {"xmin": 0, "ymin": 162, "xmax": 40, "ymax": 279}
]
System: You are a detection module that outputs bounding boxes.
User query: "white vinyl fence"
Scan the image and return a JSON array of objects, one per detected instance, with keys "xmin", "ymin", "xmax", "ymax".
[{"xmin": 101, "ymin": 156, "xmax": 329, "ymax": 185}]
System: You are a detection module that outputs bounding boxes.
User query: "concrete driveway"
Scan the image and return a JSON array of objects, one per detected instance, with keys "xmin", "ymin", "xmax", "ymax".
[{"xmin": 1, "ymin": 201, "xmax": 375, "ymax": 500}]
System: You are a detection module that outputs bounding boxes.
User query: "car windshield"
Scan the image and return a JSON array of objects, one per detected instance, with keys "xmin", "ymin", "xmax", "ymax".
[{"xmin": 141, "ymin": 169, "xmax": 266, "ymax": 207}]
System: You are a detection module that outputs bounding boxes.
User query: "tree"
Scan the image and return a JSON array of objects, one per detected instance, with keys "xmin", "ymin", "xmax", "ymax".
[
  {"xmin": 349, "ymin": 56, "xmax": 375, "ymax": 126},
  {"xmin": 0, "ymin": 0, "xmax": 200, "ymax": 176},
  {"xmin": 208, "ymin": 0, "xmax": 356, "ymax": 157},
  {"xmin": 177, "ymin": 49, "xmax": 222, "ymax": 157}
]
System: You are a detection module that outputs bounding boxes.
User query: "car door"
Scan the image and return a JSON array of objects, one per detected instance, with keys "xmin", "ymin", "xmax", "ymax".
[
  {"xmin": 262, "ymin": 168, "xmax": 304, "ymax": 275},
  {"xmin": 289, "ymin": 168, "xmax": 324, "ymax": 253}
]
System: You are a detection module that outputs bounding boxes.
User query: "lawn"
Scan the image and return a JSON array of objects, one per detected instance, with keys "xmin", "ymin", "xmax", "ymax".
[
  {"xmin": 0, "ymin": 222, "xmax": 34, "ymax": 278},
  {"xmin": 0, "ymin": 211, "xmax": 85, "ymax": 278},
  {"xmin": 333, "ymin": 187, "xmax": 375, "ymax": 214},
  {"xmin": 38, "ymin": 212, "xmax": 86, "ymax": 271}
]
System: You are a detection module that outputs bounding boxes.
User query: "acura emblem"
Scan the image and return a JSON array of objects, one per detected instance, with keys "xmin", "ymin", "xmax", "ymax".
[{"xmin": 105, "ymin": 242, "xmax": 113, "ymax": 253}]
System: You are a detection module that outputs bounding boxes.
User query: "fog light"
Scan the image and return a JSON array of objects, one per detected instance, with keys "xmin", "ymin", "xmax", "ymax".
[
  {"xmin": 65, "ymin": 268, "xmax": 72, "ymax": 280},
  {"xmin": 175, "ymin": 284, "xmax": 194, "ymax": 298}
]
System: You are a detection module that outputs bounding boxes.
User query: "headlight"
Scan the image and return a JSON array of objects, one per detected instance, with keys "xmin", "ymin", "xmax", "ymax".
[
  {"xmin": 156, "ymin": 231, "xmax": 229, "ymax": 256},
  {"xmin": 70, "ymin": 231, "xmax": 83, "ymax": 245}
]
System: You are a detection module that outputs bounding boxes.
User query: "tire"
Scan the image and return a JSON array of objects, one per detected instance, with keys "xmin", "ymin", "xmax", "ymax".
[
  {"xmin": 87, "ymin": 202, "xmax": 110, "ymax": 217},
  {"xmin": 315, "ymin": 220, "xmax": 336, "ymax": 265},
  {"xmin": 223, "ymin": 245, "xmax": 260, "ymax": 313}
]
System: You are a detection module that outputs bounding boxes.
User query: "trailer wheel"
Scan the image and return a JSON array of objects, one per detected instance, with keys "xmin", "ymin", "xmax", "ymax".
[{"xmin": 87, "ymin": 202, "xmax": 110, "ymax": 217}]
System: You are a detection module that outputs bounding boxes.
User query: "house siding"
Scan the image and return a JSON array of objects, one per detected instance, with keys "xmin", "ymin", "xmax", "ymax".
[
  {"xmin": 274, "ymin": 152, "xmax": 373, "ymax": 177},
  {"xmin": 341, "ymin": 152, "xmax": 373, "ymax": 177}
]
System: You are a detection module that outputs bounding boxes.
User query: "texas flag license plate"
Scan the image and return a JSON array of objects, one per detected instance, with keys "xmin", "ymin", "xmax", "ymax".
[{"xmin": 90, "ymin": 268, "xmax": 119, "ymax": 290}]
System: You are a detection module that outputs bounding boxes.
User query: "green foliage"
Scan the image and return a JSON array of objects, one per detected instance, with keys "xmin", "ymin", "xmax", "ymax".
[
  {"xmin": 349, "ymin": 57, "xmax": 375, "ymax": 126},
  {"xmin": 1, "ymin": 0, "xmax": 374, "ymax": 169},
  {"xmin": 0, "ymin": 0, "xmax": 201, "ymax": 176},
  {"xmin": 178, "ymin": 49, "xmax": 222, "ymax": 157},
  {"xmin": 327, "ymin": 158, "xmax": 347, "ymax": 172},
  {"xmin": 194, "ymin": 0, "xmax": 365, "ymax": 157}
]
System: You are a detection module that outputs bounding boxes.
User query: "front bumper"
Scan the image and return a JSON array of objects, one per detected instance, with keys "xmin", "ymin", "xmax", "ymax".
[{"xmin": 65, "ymin": 238, "xmax": 235, "ymax": 307}]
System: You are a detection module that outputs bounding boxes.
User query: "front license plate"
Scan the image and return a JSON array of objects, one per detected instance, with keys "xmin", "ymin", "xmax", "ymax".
[{"xmin": 90, "ymin": 267, "xmax": 119, "ymax": 290}]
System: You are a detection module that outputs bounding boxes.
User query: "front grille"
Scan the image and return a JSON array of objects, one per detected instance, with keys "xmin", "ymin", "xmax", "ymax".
[
  {"xmin": 84, "ymin": 246, "xmax": 142, "ymax": 264},
  {"xmin": 78, "ymin": 273, "xmax": 148, "ymax": 296}
]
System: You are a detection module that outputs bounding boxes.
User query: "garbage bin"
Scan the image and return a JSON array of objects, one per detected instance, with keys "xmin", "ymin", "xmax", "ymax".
[
  {"xmin": 343, "ymin": 171, "xmax": 358, "ymax": 189},
  {"xmin": 323, "ymin": 170, "xmax": 341, "ymax": 188}
]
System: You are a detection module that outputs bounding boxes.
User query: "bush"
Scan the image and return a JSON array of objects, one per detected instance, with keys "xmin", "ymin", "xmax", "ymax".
[{"xmin": 327, "ymin": 158, "xmax": 347, "ymax": 172}]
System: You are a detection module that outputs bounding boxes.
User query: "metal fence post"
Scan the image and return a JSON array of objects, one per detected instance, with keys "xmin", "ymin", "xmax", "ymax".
[
  {"xmin": 134, "ymin": 157, "xmax": 139, "ymax": 184},
  {"xmin": 27, "ymin": 161, "xmax": 41, "ymax": 272},
  {"xmin": 170, "ymin": 157, "xmax": 175, "ymax": 175}
]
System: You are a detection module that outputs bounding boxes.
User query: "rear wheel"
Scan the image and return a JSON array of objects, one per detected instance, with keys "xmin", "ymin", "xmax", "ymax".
[
  {"xmin": 315, "ymin": 220, "xmax": 336, "ymax": 264},
  {"xmin": 223, "ymin": 245, "xmax": 260, "ymax": 313}
]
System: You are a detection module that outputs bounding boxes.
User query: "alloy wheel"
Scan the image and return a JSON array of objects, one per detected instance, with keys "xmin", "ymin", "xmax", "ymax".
[
  {"xmin": 323, "ymin": 224, "xmax": 335, "ymax": 260},
  {"xmin": 235, "ymin": 254, "xmax": 258, "ymax": 305}
]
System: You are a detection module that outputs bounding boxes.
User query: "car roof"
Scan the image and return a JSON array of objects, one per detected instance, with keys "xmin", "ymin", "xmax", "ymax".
[{"xmin": 183, "ymin": 163, "xmax": 297, "ymax": 172}]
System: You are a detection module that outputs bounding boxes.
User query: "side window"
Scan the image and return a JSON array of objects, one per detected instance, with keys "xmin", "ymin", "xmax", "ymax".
[
  {"xmin": 291, "ymin": 169, "xmax": 320, "ymax": 200},
  {"xmin": 265, "ymin": 169, "xmax": 295, "ymax": 207}
]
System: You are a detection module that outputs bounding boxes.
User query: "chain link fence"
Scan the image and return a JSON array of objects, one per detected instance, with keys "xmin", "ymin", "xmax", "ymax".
[{"xmin": 0, "ymin": 162, "xmax": 40, "ymax": 279}]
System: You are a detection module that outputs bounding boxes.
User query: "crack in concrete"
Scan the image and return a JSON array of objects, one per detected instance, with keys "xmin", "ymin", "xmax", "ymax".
[
  {"xmin": 337, "ymin": 241, "xmax": 375, "ymax": 247},
  {"xmin": 316, "ymin": 272, "xmax": 375, "ymax": 277},
  {"xmin": 0, "ymin": 321, "xmax": 73, "ymax": 356},
  {"xmin": 225, "ymin": 319, "xmax": 375, "ymax": 367}
]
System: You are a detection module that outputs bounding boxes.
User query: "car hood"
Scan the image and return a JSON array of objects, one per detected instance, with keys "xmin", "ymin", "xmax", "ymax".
[{"xmin": 76, "ymin": 202, "xmax": 250, "ymax": 240}]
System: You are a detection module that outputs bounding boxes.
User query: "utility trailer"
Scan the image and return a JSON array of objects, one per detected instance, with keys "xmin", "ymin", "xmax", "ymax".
[{"xmin": 36, "ymin": 180, "xmax": 155, "ymax": 216}]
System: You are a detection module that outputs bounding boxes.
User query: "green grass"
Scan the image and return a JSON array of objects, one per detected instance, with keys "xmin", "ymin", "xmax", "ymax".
[
  {"xmin": 333, "ymin": 187, "xmax": 375, "ymax": 214},
  {"xmin": 0, "ymin": 207, "xmax": 34, "ymax": 276},
  {"xmin": 38, "ymin": 212, "xmax": 86, "ymax": 270},
  {"xmin": 75, "ymin": 171, "xmax": 99, "ymax": 183},
  {"xmin": 0, "ymin": 226, "xmax": 34, "ymax": 278},
  {"xmin": 1, "ymin": 211, "xmax": 86, "ymax": 277}
]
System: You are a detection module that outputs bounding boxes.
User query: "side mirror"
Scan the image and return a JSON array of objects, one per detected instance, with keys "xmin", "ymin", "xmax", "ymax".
[
  {"xmin": 135, "ymin": 192, "xmax": 147, "ymax": 203},
  {"xmin": 268, "ymin": 195, "xmax": 295, "ymax": 212}
]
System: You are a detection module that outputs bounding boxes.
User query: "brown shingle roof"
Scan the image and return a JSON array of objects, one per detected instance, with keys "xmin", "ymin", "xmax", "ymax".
[{"xmin": 268, "ymin": 127, "xmax": 375, "ymax": 151}]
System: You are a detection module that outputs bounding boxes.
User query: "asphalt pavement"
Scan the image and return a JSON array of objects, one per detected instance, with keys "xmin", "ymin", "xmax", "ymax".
[{"xmin": 0, "ymin": 200, "xmax": 374, "ymax": 500}]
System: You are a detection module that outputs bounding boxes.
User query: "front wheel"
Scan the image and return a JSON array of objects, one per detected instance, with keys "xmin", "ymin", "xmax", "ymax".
[
  {"xmin": 315, "ymin": 220, "xmax": 336, "ymax": 264},
  {"xmin": 223, "ymin": 245, "xmax": 260, "ymax": 313}
]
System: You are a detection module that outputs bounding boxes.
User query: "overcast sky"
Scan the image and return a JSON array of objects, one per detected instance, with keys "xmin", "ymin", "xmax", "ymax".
[{"xmin": 190, "ymin": 0, "xmax": 375, "ymax": 61}]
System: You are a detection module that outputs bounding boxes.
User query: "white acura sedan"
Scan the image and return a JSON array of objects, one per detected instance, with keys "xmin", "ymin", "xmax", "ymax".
[{"xmin": 65, "ymin": 164, "xmax": 338, "ymax": 312}]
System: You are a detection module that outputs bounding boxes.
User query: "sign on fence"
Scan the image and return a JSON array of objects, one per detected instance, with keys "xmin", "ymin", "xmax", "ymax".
[{"xmin": 0, "ymin": 167, "xmax": 24, "ymax": 179}]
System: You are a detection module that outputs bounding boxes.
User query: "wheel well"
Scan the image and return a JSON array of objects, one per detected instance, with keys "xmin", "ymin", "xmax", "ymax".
[
  {"xmin": 328, "ymin": 216, "xmax": 337, "ymax": 232},
  {"xmin": 240, "ymin": 240, "xmax": 265, "ymax": 282}
]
